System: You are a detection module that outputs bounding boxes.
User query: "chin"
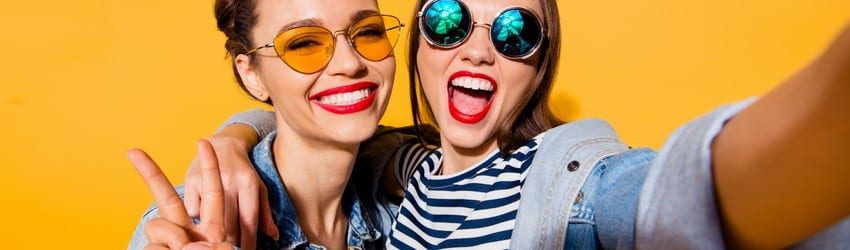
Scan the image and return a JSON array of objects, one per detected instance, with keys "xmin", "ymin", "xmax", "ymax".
[
  {"xmin": 440, "ymin": 122, "xmax": 496, "ymax": 151},
  {"xmin": 328, "ymin": 120, "xmax": 379, "ymax": 145}
]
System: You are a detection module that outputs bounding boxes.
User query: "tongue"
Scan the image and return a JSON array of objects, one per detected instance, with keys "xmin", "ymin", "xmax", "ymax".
[{"xmin": 451, "ymin": 87, "xmax": 490, "ymax": 115}]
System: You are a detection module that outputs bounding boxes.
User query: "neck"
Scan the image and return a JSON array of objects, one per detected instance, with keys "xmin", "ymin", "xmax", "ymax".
[
  {"xmin": 439, "ymin": 134, "xmax": 499, "ymax": 175},
  {"xmin": 272, "ymin": 121, "xmax": 358, "ymax": 249}
]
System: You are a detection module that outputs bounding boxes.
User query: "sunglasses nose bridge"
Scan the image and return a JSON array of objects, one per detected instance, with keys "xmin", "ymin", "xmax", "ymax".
[
  {"xmin": 327, "ymin": 29, "xmax": 363, "ymax": 63},
  {"xmin": 330, "ymin": 29, "xmax": 356, "ymax": 50},
  {"xmin": 472, "ymin": 21, "xmax": 492, "ymax": 30},
  {"xmin": 466, "ymin": 21, "xmax": 495, "ymax": 46}
]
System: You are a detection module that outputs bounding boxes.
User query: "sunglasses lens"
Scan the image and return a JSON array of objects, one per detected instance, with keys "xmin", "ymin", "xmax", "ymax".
[
  {"xmin": 276, "ymin": 26, "xmax": 334, "ymax": 73},
  {"xmin": 491, "ymin": 8, "xmax": 542, "ymax": 58},
  {"xmin": 421, "ymin": 0, "xmax": 472, "ymax": 47},
  {"xmin": 351, "ymin": 15, "xmax": 402, "ymax": 61}
]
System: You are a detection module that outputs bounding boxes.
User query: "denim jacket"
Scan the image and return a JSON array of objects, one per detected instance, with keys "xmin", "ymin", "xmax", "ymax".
[
  {"xmin": 129, "ymin": 131, "xmax": 394, "ymax": 250},
  {"xmin": 510, "ymin": 118, "xmax": 654, "ymax": 249},
  {"xmin": 209, "ymin": 103, "xmax": 850, "ymax": 249},
  {"xmin": 512, "ymin": 99, "xmax": 850, "ymax": 249}
]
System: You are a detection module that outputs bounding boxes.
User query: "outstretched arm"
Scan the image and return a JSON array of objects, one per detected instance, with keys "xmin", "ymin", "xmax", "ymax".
[{"xmin": 713, "ymin": 22, "xmax": 850, "ymax": 249}]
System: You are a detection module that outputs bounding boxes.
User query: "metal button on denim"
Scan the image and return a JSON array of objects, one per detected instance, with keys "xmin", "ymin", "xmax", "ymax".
[
  {"xmin": 567, "ymin": 160, "xmax": 580, "ymax": 171},
  {"xmin": 574, "ymin": 191, "xmax": 584, "ymax": 204}
]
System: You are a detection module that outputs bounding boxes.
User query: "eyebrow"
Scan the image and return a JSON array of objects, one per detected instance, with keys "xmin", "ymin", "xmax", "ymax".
[
  {"xmin": 276, "ymin": 19, "xmax": 321, "ymax": 35},
  {"xmin": 274, "ymin": 9, "xmax": 382, "ymax": 35},
  {"xmin": 351, "ymin": 9, "xmax": 381, "ymax": 22}
]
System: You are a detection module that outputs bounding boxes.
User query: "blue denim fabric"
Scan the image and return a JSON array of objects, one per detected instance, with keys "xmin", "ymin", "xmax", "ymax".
[
  {"xmin": 128, "ymin": 185, "xmax": 196, "ymax": 250},
  {"xmin": 636, "ymin": 98, "xmax": 850, "ymax": 249},
  {"xmin": 589, "ymin": 148, "xmax": 656, "ymax": 249},
  {"xmin": 128, "ymin": 131, "xmax": 393, "ymax": 250},
  {"xmin": 541, "ymin": 148, "xmax": 656, "ymax": 250},
  {"xmin": 510, "ymin": 118, "xmax": 635, "ymax": 249}
]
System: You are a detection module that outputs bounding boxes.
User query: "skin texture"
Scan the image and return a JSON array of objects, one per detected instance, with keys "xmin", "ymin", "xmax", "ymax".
[
  {"xmin": 712, "ymin": 23, "xmax": 850, "ymax": 249},
  {"xmin": 188, "ymin": 0, "xmax": 850, "ymax": 248},
  {"xmin": 183, "ymin": 124, "xmax": 274, "ymax": 247},
  {"xmin": 234, "ymin": 0, "xmax": 395, "ymax": 248},
  {"xmin": 141, "ymin": 0, "xmax": 396, "ymax": 249},
  {"xmin": 129, "ymin": 140, "xmax": 233, "ymax": 249},
  {"xmin": 416, "ymin": 0, "xmax": 543, "ymax": 175}
]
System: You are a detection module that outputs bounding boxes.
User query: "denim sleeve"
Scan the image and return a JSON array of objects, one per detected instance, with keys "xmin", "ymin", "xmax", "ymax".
[
  {"xmin": 592, "ymin": 148, "xmax": 656, "ymax": 249},
  {"xmin": 128, "ymin": 186, "xmax": 183, "ymax": 249},
  {"xmin": 127, "ymin": 186, "xmax": 206, "ymax": 250},
  {"xmin": 215, "ymin": 108, "xmax": 275, "ymax": 139},
  {"xmin": 127, "ymin": 202, "xmax": 157, "ymax": 249},
  {"xmin": 563, "ymin": 148, "xmax": 656, "ymax": 249},
  {"xmin": 635, "ymin": 98, "xmax": 850, "ymax": 248},
  {"xmin": 634, "ymin": 99, "xmax": 756, "ymax": 249}
]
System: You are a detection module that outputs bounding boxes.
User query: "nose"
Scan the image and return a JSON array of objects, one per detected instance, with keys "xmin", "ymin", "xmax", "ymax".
[
  {"xmin": 458, "ymin": 23, "xmax": 496, "ymax": 66},
  {"xmin": 324, "ymin": 32, "xmax": 367, "ymax": 77}
]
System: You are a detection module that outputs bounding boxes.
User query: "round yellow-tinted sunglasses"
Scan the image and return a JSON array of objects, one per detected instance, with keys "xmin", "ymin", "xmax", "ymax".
[{"xmin": 246, "ymin": 15, "xmax": 403, "ymax": 74}]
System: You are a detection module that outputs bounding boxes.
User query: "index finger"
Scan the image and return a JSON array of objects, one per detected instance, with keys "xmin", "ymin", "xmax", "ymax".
[
  {"xmin": 197, "ymin": 139, "xmax": 226, "ymax": 231},
  {"xmin": 128, "ymin": 148, "xmax": 192, "ymax": 227}
]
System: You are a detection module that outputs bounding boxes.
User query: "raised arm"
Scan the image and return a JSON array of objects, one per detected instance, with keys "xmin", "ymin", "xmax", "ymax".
[
  {"xmin": 356, "ymin": 125, "xmax": 439, "ymax": 201},
  {"xmin": 712, "ymin": 22, "xmax": 850, "ymax": 249}
]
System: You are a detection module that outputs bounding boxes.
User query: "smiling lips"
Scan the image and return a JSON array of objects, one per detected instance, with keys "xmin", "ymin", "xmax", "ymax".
[
  {"xmin": 447, "ymin": 71, "xmax": 497, "ymax": 124},
  {"xmin": 310, "ymin": 82, "xmax": 378, "ymax": 114}
]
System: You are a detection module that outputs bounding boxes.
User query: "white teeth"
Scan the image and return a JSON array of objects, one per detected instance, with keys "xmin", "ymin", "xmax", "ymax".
[
  {"xmin": 317, "ymin": 89, "xmax": 371, "ymax": 105},
  {"xmin": 451, "ymin": 76, "xmax": 494, "ymax": 91}
]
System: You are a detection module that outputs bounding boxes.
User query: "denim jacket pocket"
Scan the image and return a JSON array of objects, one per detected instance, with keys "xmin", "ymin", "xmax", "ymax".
[{"xmin": 564, "ymin": 163, "xmax": 604, "ymax": 249}]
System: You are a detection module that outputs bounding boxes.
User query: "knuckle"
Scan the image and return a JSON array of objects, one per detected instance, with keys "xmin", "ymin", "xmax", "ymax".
[
  {"xmin": 234, "ymin": 171, "xmax": 257, "ymax": 184},
  {"xmin": 144, "ymin": 218, "xmax": 173, "ymax": 239}
]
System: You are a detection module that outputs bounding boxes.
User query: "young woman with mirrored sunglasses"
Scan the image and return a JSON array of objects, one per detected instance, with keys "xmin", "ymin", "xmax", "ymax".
[{"xmin": 183, "ymin": 0, "xmax": 850, "ymax": 248}]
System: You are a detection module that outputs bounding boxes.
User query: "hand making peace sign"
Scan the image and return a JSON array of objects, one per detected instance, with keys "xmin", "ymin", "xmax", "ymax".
[{"xmin": 128, "ymin": 140, "xmax": 240, "ymax": 250}]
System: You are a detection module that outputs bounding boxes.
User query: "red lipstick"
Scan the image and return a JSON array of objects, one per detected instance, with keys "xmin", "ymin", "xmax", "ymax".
[
  {"xmin": 447, "ymin": 71, "xmax": 497, "ymax": 124},
  {"xmin": 309, "ymin": 82, "xmax": 378, "ymax": 114}
]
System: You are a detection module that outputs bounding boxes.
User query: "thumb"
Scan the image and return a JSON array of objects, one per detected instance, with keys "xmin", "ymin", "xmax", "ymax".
[
  {"xmin": 182, "ymin": 241, "xmax": 212, "ymax": 250},
  {"xmin": 183, "ymin": 241, "xmax": 236, "ymax": 250}
]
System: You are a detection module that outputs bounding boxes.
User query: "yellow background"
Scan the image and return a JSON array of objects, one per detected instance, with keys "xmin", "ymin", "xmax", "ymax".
[{"xmin": 0, "ymin": 0, "xmax": 847, "ymax": 248}]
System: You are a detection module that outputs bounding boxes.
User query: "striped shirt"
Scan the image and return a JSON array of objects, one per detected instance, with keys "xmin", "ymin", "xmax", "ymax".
[{"xmin": 388, "ymin": 134, "xmax": 544, "ymax": 249}]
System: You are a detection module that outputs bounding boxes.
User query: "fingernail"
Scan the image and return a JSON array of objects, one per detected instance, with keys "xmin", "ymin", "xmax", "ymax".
[{"xmin": 270, "ymin": 222, "xmax": 280, "ymax": 241}]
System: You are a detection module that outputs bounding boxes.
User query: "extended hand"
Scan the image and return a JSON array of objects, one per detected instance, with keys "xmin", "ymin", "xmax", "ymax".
[{"xmin": 128, "ymin": 140, "xmax": 237, "ymax": 250}]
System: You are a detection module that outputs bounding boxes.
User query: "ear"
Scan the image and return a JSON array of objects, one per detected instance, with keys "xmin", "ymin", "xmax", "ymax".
[{"xmin": 235, "ymin": 54, "xmax": 269, "ymax": 101}]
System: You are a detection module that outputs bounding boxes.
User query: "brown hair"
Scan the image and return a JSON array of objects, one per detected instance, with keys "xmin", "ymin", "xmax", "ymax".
[
  {"xmin": 408, "ymin": 0, "xmax": 564, "ymax": 154},
  {"xmin": 214, "ymin": 0, "xmax": 273, "ymax": 105}
]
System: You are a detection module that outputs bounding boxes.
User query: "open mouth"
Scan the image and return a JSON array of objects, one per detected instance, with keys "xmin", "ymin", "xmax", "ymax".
[
  {"xmin": 310, "ymin": 82, "xmax": 378, "ymax": 114},
  {"xmin": 447, "ymin": 71, "xmax": 497, "ymax": 124}
]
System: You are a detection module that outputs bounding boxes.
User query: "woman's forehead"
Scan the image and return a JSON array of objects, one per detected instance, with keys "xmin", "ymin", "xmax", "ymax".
[
  {"xmin": 255, "ymin": 0, "xmax": 380, "ymax": 29},
  {"xmin": 453, "ymin": 0, "xmax": 543, "ymax": 17}
]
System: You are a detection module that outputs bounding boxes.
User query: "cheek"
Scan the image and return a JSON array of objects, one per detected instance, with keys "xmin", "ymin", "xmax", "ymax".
[
  {"xmin": 500, "ymin": 67, "xmax": 539, "ymax": 110},
  {"xmin": 375, "ymin": 59, "xmax": 396, "ymax": 84},
  {"xmin": 416, "ymin": 46, "xmax": 451, "ymax": 91},
  {"xmin": 260, "ymin": 63, "xmax": 312, "ymax": 100}
]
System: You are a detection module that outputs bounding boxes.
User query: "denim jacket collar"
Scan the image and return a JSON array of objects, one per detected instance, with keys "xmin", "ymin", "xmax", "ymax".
[{"xmin": 251, "ymin": 131, "xmax": 382, "ymax": 249}]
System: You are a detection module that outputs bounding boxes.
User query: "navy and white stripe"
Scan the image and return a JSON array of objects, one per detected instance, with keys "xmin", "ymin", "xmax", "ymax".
[
  {"xmin": 388, "ymin": 133, "xmax": 545, "ymax": 249},
  {"xmin": 394, "ymin": 143, "xmax": 432, "ymax": 187}
]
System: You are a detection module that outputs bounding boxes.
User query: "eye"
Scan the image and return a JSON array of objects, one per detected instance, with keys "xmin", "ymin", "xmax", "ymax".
[
  {"xmin": 287, "ymin": 38, "xmax": 319, "ymax": 50},
  {"xmin": 286, "ymin": 36, "xmax": 327, "ymax": 53},
  {"xmin": 352, "ymin": 24, "xmax": 387, "ymax": 41}
]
